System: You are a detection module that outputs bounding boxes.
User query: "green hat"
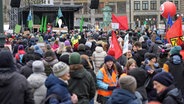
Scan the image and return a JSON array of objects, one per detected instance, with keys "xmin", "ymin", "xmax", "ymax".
[
  {"xmin": 69, "ymin": 52, "xmax": 81, "ymax": 65},
  {"xmin": 170, "ymin": 46, "xmax": 182, "ymax": 55}
]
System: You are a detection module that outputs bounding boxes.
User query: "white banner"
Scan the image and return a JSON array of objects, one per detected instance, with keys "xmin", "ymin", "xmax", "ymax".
[
  {"xmin": 111, "ymin": 23, "xmax": 119, "ymax": 29},
  {"xmin": 123, "ymin": 34, "xmax": 129, "ymax": 54}
]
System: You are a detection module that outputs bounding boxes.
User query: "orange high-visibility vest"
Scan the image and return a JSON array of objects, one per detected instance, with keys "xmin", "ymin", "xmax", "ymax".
[{"xmin": 97, "ymin": 67, "xmax": 118, "ymax": 97}]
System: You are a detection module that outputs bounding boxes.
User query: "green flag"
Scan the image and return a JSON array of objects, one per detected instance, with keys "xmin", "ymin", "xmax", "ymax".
[
  {"xmin": 43, "ymin": 16, "xmax": 47, "ymax": 33},
  {"xmin": 27, "ymin": 10, "xmax": 33, "ymax": 30},
  {"xmin": 80, "ymin": 16, "xmax": 84, "ymax": 32},
  {"xmin": 39, "ymin": 16, "xmax": 44, "ymax": 33},
  {"xmin": 14, "ymin": 24, "xmax": 21, "ymax": 34}
]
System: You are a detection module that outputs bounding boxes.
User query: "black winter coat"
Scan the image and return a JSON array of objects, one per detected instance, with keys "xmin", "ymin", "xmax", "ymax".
[
  {"xmin": 158, "ymin": 85, "xmax": 184, "ymax": 104},
  {"xmin": 68, "ymin": 66, "xmax": 96, "ymax": 104},
  {"xmin": 0, "ymin": 69, "xmax": 34, "ymax": 104}
]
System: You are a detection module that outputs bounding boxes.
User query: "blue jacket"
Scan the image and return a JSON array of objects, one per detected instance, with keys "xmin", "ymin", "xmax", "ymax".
[
  {"xmin": 45, "ymin": 74, "xmax": 72, "ymax": 104},
  {"xmin": 107, "ymin": 88, "xmax": 140, "ymax": 104}
]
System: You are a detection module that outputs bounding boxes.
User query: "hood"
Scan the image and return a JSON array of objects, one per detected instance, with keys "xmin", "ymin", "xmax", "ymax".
[
  {"xmin": 167, "ymin": 88, "xmax": 184, "ymax": 104},
  {"xmin": 45, "ymin": 74, "xmax": 67, "ymax": 89},
  {"xmin": 0, "ymin": 69, "xmax": 15, "ymax": 87},
  {"xmin": 44, "ymin": 58, "xmax": 58, "ymax": 66},
  {"xmin": 27, "ymin": 73, "xmax": 47, "ymax": 89},
  {"xmin": 170, "ymin": 54, "xmax": 182, "ymax": 65},
  {"xmin": 109, "ymin": 88, "xmax": 137, "ymax": 104},
  {"xmin": 18, "ymin": 50, "xmax": 26, "ymax": 54},
  {"xmin": 95, "ymin": 46, "xmax": 104, "ymax": 53},
  {"xmin": 26, "ymin": 60, "xmax": 33, "ymax": 67},
  {"xmin": 70, "ymin": 68, "xmax": 86, "ymax": 79}
]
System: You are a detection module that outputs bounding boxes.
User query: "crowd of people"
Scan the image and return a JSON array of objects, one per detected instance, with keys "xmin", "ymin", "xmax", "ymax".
[{"xmin": 0, "ymin": 28, "xmax": 184, "ymax": 104}]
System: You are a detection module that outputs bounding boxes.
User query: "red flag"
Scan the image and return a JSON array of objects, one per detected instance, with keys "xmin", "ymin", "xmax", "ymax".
[
  {"xmin": 112, "ymin": 14, "xmax": 128, "ymax": 30},
  {"xmin": 166, "ymin": 16, "xmax": 183, "ymax": 46},
  {"xmin": 109, "ymin": 31, "xmax": 122, "ymax": 59}
]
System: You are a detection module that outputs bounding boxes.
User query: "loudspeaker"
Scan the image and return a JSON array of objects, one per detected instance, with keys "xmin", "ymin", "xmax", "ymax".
[
  {"xmin": 90, "ymin": 0, "xmax": 99, "ymax": 9},
  {"xmin": 10, "ymin": 0, "xmax": 21, "ymax": 8}
]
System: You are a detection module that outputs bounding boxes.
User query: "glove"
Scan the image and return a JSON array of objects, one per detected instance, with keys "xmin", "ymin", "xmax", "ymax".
[{"xmin": 108, "ymin": 86, "xmax": 116, "ymax": 90}]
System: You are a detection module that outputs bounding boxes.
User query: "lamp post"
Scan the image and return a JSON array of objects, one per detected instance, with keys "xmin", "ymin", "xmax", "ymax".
[
  {"xmin": 0, "ymin": 0, "xmax": 4, "ymax": 33},
  {"xmin": 0, "ymin": 0, "xmax": 5, "ymax": 47}
]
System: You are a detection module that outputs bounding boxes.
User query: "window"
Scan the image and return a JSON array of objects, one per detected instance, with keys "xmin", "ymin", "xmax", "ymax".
[
  {"xmin": 134, "ymin": 1, "xmax": 140, "ymax": 10},
  {"xmin": 174, "ymin": 1, "xmax": 179, "ymax": 10},
  {"xmin": 150, "ymin": 1, "xmax": 157, "ymax": 10},
  {"xmin": 117, "ymin": 2, "xmax": 126, "ymax": 13},
  {"xmin": 160, "ymin": 0, "xmax": 165, "ymax": 5},
  {"xmin": 142, "ymin": 1, "xmax": 149, "ymax": 10}
]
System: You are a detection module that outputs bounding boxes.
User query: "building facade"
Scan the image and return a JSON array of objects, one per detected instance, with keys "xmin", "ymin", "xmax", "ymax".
[
  {"xmin": 3, "ymin": 0, "xmax": 184, "ymax": 29},
  {"xmin": 131, "ymin": 0, "xmax": 182, "ymax": 29}
]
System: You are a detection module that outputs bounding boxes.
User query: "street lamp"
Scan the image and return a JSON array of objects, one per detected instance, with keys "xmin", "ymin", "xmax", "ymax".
[{"xmin": 0, "ymin": 0, "xmax": 5, "ymax": 48}]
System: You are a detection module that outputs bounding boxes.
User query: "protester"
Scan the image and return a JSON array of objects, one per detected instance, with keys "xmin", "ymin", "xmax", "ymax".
[
  {"xmin": 133, "ymin": 41, "xmax": 147, "ymax": 67},
  {"xmin": 163, "ymin": 46, "xmax": 184, "ymax": 97},
  {"xmin": 27, "ymin": 60, "xmax": 47, "ymax": 104},
  {"xmin": 45, "ymin": 62, "xmax": 78, "ymax": 104},
  {"xmin": 96, "ymin": 55, "xmax": 118, "ymax": 104},
  {"xmin": 107, "ymin": 75, "xmax": 140, "ymax": 104},
  {"xmin": 153, "ymin": 72, "xmax": 184, "ymax": 104},
  {"xmin": 92, "ymin": 46, "xmax": 107, "ymax": 72},
  {"xmin": 0, "ymin": 50, "xmax": 34, "ymax": 104},
  {"xmin": 68, "ymin": 52, "xmax": 96, "ymax": 104},
  {"xmin": 43, "ymin": 50, "xmax": 59, "ymax": 76}
]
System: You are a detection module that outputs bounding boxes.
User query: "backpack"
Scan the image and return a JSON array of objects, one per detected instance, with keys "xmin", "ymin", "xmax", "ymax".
[{"xmin": 18, "ymin": 54, "xmax": 24, "ymax": 64}]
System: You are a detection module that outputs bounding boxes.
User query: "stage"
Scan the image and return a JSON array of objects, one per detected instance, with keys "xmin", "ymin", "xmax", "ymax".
[{"xmin": 18, "ymin": 4, "xmax": 83, "ymax": 31}]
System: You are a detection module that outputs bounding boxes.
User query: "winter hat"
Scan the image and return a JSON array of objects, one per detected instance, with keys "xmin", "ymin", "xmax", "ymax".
[
  {"xmin": 170, "ymin": 46, "xmax": 182, "ymax": 55},
  {"xmin": 128, "ymin": 68, "xmax": 147, "ymax": 88},
  {"xmin": 32, "ymin": 60, "xmax": 45, "ymax": 72},
  {"xmin": 152, "ymin": 72, "xmax": 174, "ymax": 87},
  {"xmin": 59, "ymin": 54, "xmax": 69, "ymax": 65},
  {"xmin": 52, "ymin": 62, "xmax": 70, "ymax": 77},
  {"xmin": 64, "ymin": 40, "xmax": 71, "ymax": 46},
  {"xmin": 69, "ymin": 52, "xmax": 81, "ymax": 65},
  {"xmin": 34, "ymin": 45, "xmax": 43, "ymax": 55},
  {"xmin": 107, "ymin": 49, "xmax": 115, "ymax": 57},
  {"xmin": 104, "ymin": 55, "xmax": 114, "ymax": 63},
  {"xmin": 78, "ymin": 44, "xmax": 85, "ymax": 51},
  {"xmin": 18, "ymin": 45, "xmax": 24, "ymax": 50},
  {"xmin": 119, "ymin": 75, "xmax": 137, "ymax": 93},
  {"xmin": 0, "ymin": 50, "xmax": 14, "ymax": 69},
  {"xmin": 85, "ymin": 41, "xmax": 92, "ymax": 48}
]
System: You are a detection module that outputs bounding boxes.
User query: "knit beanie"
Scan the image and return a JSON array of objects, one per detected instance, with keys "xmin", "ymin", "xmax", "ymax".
[
  {"xmin": 78, "ymin": 44, "xmax": 85, "ymax": 51},
  {"xmin": 152, "ymin": 72, "xmax": 174, "ymax": 87},
  {"xmin": 119, "ymin": 75, "xmax": 137, "ymax": 93},
  {"xmin": 52, "ymin": 62, "xmax": 70, "ymax": 77},
  {"xmin": 18, "ymin": 45, "xmax": 24, "ymax": 50},
  {"xmin": 69, "ymin": 52, "xmax": 81, "ymax": 65},
  {"xmin": 104, "ymin": 55, "xmax": 114, "ymax": 63},
  {"xmin": 64, "ymin": 40, "xmax": 71, "ymax": 47},
  {"xmin": 32, "ymin": 60, "xmax": 45, "ymax": 72},
  {"xmin": 170, "ymin": 46, "xmax": 182, "ymax": 55},
  {"xmin": 85, "ymin": 41, "xmax": 92, "ymax": 48},
  {"xmin": 59, "ymin": 54, "xmax": 69, "ymax": 65}
]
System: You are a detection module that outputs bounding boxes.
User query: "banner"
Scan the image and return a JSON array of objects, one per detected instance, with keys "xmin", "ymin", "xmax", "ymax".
[
  {"xmin": 112, "ymin": 14, "xmax": 128, "ymax": 30},
  {"xmin": 166, "ymin": 16, "xmax": 183, "ymax": 46},
  {"xmin": 111, "ymin": 23, "xmax": 119, "ymax": 29},
  {"xmin": 14, "ymin": 24, "xmax": 21, "ymax": 34},
  {"xmin": 108, "ymin": 31, "xmax": 122, "ymax": 59},
  {"xmin": 123, "ymin": 34, "xmax": 129, "ymax": 54}
]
